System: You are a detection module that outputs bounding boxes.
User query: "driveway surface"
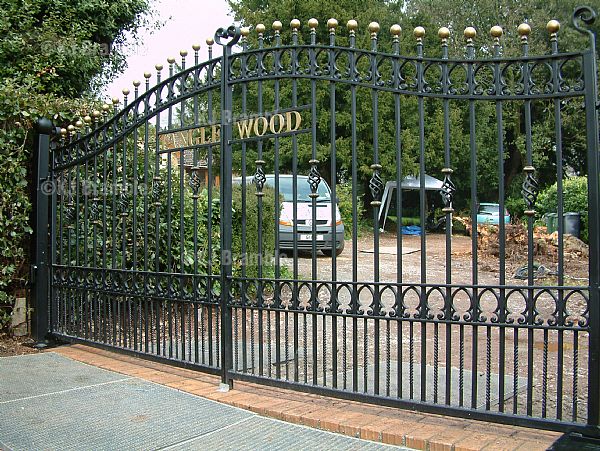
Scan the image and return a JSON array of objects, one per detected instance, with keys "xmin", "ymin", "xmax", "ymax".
[{"xmin": 0, "ymin": 352, "xmax": 406, "ymax": 451}]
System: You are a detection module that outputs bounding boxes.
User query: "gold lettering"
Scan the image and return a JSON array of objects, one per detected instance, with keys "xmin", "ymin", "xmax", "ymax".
[
  {"xmin": 285, "ymin": 111, "xmax": 302, "ymax": 132},
  {"xmin": 199, "ymin": 127, "xmax": 207, "ymax": 144},
  {"xmin": 269, "ymin": 113, "xmax": 285, "ymax": 134},
  {"xmin": 237, "ymin": 118, "xmax": 254, "ymax": 139},
  {"xmin": 253, "ymin": 116, "xmax": 268, "ymax": 136}
]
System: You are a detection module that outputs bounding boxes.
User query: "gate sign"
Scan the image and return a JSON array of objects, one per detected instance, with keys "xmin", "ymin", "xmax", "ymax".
[{"xmin": 159, "ymin": 110, "xmax": 303, "ymax": 147}]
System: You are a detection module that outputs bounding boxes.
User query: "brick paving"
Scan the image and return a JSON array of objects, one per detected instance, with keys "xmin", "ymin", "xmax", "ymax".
[{"xmin": 53, "ymin": 344, "xmax": 561, "ymax": 450}]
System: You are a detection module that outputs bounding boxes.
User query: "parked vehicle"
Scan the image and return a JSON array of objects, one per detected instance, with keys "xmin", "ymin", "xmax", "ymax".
[
  {"xmin": 233, "ymin": 174, "xmax": 345, "ymax": 256},
  {"xmin": 476, "ymin": 203, "xmax": 510, "ymax": 225}
]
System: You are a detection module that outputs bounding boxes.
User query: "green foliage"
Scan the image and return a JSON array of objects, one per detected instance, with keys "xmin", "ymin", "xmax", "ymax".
[
  {"xmin": 537, "ymin": 176, "xmax": 589, "ymax": 242},
  {"xmin": 0, "ymin": 0, "xmax": 153, "ymax": 332},
  {"xmin": 505, "ymin": 196, "xmax": 526, "ymax": 221},
  {"xmin": 336, "ymin": 182, "xmax": 365, "ymax": 238}
]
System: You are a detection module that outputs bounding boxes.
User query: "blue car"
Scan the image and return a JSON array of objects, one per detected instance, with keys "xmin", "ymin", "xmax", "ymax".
[{"xmin": 477, "ymin": 203, "xmax": 510, "ymax": 225}]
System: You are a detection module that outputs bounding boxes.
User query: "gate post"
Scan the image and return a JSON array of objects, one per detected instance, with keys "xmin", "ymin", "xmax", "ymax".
[
  {"xmin": 31, "ymin": 118, "xmax": 53, "ymax": 346},
  {"xmin": 215, "ymin": 25, "xmax": 241, "ymax": 390},
  {"xmin": 576, "ymin": 6, "xmax": 600, "ymax": 432}
]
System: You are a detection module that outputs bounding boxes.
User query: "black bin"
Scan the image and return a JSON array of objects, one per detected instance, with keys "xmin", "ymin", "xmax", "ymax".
[{"xmin": 563, "ymin": 212, "xmax": 581, "ymax": 238}]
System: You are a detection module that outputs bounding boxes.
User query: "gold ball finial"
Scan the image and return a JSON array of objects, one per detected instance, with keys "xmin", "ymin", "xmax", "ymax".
[
  {"xmin": 438, "ymin": 27, "xmax": 450, "ymax": 40},
  {"xmin": 464, "ymin": 27, "xmax": 477, "ymax": 39},
  {"xmin": 414, "ymin": 26, "xmax": 425, "ymax": 38},
  {"xmin": 256, "ymin": 23, "xmax": 266, "ymax": 34},
  {"xmin": 308, "ymin": 18, "xmax": 318, "ymax": 29},
  {"xmin": 122, "ymin": 88, "xmax": 130, "ymax": 96},
  {"xmin": 368, "ymin": 22, "xmax": 380, "ymax": 34},
  {"xmin": 206, "ymin": 37, "xmax": 214, "ymax": 46},
  {"xmin": 180, "ymin": 49, "xmax": 188, "ymax": 57},
  {"xmin": 60, "ymin": 128, "xmax": 67, "ymax": 136},
  {"xmin": 133, "ymin": 80, "xmax": 141, "ymax": 87},
  {"xmin": 111, "ymin": 97, "xmax": 120, "ymax": 105},
  {"xmin": 167, "ymin": 56, "xmax": 176, "ymax": 64},
  {"xmin": 390, "ymin": 24, "xmax": 402, "ymax": 37},
  {"xmin": 272, "ymin": 20, "xmax": 282, "ymax": 31},
  {"xmin": 327, "ymin": 18, "xmax": 338, "ymax": 30},
  {"xmin": 347, "ymin": 19, "xmax": 358, "ymax": 31},
  {"xmin": 155, "ymin": 64, "xmax": 163, "ymax": 71},
  {"xmin": 518, "ymin": 23, "xmax": 531, "ymax": 37},
  {"xmin": 547, "ymin": 19, "xmax": 560, "ymax": 34},
  {"xmin": 241, "ymin": 27, "xmax": 250, "ymax": 37},
  {"xmin": 192, "ymin": 43, "xmax": 201, "ymax": 51},
  {"xmin": 290, "ymin": 19, "xmax": 300, "ymax": 30},
  {"xmin": 102, "ymin": 104, "xmax": 110, "ymax": 112},
  {"xmin": 144, "ymin": 71, "xmax": 152, "ymax": 79},
  {"xmin": 75, "ymin": 120, "xmax": 83, "ymax": 128},
  {"xmin": 490, "ymin": 25, "xmax": 503, "ymax": 38},
  {"xmin": 92, "ymin": 110, "xmax": 100, "ymax": 118},
  {"xmin": 84, "ymin": 115, "xmax": 92, "ymax": 124},
  {"xmin": 67, "ymin": 125, "xmax": 75, "ymax": 133}
]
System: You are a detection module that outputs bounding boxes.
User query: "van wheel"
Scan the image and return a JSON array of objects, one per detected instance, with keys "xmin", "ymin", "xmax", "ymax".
[{"xmin": 323, "ymin": 239, "xmax": 345, "ymax": 257}]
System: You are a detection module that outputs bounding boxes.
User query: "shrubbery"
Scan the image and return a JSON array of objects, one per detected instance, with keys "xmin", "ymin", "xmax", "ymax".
[
  {"xmin": 336, "ymin": 182, "xmax": 365, "ymax": 239},
  {"xmin": 536, "ymin": 176, "xmax": 589, "ymax": 242}
]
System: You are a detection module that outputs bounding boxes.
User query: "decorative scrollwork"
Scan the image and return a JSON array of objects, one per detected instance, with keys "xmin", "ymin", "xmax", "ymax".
[
  {"xmin": 90, "ymin": 197, "xmax": 101, "ymax": 225},
  {"xmin": 440, "ymin": 168, "xmax": 456, "ymax": 213},
  {"xmin": 189, "ymin": 166, "xmax": 202, "ymax": 198},
  {"xmin": 214, "ymin": 25, "xmax": 241, "ymax": 47},
  {"xmin": 254, "ymin": 160, "xmax": 266, "ymax": 197},
  {"xmin": 369, "ymin": 164, "xmax": 383, "ymax": 206},
  {"xmin": 308, "ymin": 159, "xmax": 321, "ymax": 198},
  {"xmin": 521, "ymin": 165, "xmax": 539, "ymax": 215},
  {"xmin": 573, "ymin": 6, "xmax": 597, "ymax": 40}
]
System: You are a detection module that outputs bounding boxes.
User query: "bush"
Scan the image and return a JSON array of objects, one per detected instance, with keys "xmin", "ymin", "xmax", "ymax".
[
  {"xmin": 505, "ymin": 196, "xmax": 526, "ymax": 222},
  {"xmin": 536, "ymin": 176, "xmax": 589, "ymax": 242},
  {"xmin": 336, "ymin": 182, "xmax": 365, "ymax": 239}
]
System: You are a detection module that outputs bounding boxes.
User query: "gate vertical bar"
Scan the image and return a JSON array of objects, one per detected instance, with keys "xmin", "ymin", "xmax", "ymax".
[
  {"xmin": 31, "ymin": 118, "xmax": 53, "ymax": 345},
  {"xmin": 216, "ymin": 26, "xmax": 241, "ymax": 388}
]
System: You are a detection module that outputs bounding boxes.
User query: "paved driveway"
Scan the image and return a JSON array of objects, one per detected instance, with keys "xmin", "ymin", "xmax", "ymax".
[{"xmin": 0, "ymin": 353, "xmax": 407, "ymax": 450}]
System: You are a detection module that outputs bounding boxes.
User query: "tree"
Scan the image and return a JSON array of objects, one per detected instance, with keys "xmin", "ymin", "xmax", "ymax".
[{"xmin": 0, "ymin": 0, "xmax": 155, "ymax": 331}]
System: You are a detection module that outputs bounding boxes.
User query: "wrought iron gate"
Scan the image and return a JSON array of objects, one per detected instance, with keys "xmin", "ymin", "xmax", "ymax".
[{"xmin": 33, "ymin": 6, "xmax": 600, "ymax": 434}]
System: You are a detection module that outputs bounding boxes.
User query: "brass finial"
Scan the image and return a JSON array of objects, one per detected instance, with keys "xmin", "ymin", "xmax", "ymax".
[
  {"xmin": 368, "ymin": 22, "xmax": 380, "ymax": 36},
  {"xmin": 290, "ymin": 18, "xmax": 300, "ymax": 31},
  {"xmin": 133, "ymin": 80, "xmax": 141, "ymax": 87},
  {"xmin": 327, "ymin": 18, "xmax": 338, "ymax": 31},
  {"xmin": 92, "ymin": 110, "xmax": 100, "ymax": 118},
  {"xmin": 414, "ymin": 26, "xmax": 425, "ymax": 39},
  {"xmin": 308, "ymin": 18, "xmax": 318, "ymax": 30},
  {"xmin": 192, "ymin": 43, "xmax": 201, "ymax": 51},
  {"xmin": 84, "ymin": 115, "xmax": 92, "ymax": 124},
  {"xmin": 180, "ymin": 49, "xmax": 188, "ymax": 57},
  {"xmin": 490, "ymin": 25, "xmax": 503, "ymax": 38},
  {"xmin": 347, "ymin": 19, "xmax": 358, "ymax": 32},
  {"xmin": 206, "ymin": 37, "xmax": 214, "ymax": 46},
  {"xmin": 547, "ymin": 19, "xmax": 560, "ymax": 35},
  {"xmin": 60, "ymin": 128, "xmax": 67, "ymax": 137},
  {"xmin": 390, "ymin": 24, "xmax": 401, "ymax": 37},
  {"xmin": 102, "ymin": 104, "xmax": 110, "ymax": 112},
  {"xmin": 155, "ymin": 64, "xmax": 163, "ymax": 71},
  {"xmin": 111, "ymin": 97, "xmax": 120, "ymax": 105},
  {"xmin": 438, "ymin": 26, "xmax": 450, "ymax": 40},
  {"xmin": 256, "ymin": 23, "xmax": 266, "ymax": 34},
  {"xmin": 240, "ymin": 27, "xmax": 250, "ymax": 37},
  {"xmin": 75, "ymin": 120, "xmax": 83, "ymax": 128},
  {"xmin": 518, "ymin": 22, "xmax": 531, "ymax": 41},
  {"xmin": 144, "ymin": 71, "xmax": 151, "ymax": 79},
  {"xmin": 167, "ymin": 56, "xmax": 176, "ymax": 64},
  {"xmin": 67, "ymin": 125, "xmax": 75, "ymax": 133},
  {"xmin": 464, "ymin": 26, "xmax": 476, "ymax": 40},
  {"xmin": 122, "ymin": 88, "xmax": 130, "ymax": 96},
  {"xmin": 272, "ymin": 20, "xmax": 282, "ymax": 31}
]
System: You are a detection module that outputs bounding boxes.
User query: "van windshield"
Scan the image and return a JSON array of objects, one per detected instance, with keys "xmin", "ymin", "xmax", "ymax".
[{"xmin": 266, "ymin": 176, "xmax": 331, "ymax": 202}]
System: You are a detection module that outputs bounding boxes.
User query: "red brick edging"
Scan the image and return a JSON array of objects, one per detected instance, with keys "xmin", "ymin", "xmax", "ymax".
[{"xmin": 53, "ymin": 344, "xmax": 560, "ymax": 450}]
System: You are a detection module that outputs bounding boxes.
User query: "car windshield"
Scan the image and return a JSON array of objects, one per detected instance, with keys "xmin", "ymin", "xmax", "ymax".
[
  {"xmin": 266, "ymin": 176, "xmax": 331, "ymax": 202},
  {"xmin": 478, "ymin": 204, "xmax": 508, "ymax": 215}
]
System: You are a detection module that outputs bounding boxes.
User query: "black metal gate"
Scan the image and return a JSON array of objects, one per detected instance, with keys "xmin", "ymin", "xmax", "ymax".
[{"xmin": 33, "ymin": 7, "xmax": 600, "ymax": 434}]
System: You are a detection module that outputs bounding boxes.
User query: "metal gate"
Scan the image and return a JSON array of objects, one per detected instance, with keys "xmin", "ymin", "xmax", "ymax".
[{"xmin": 32, "ymin": 6, "xmax": 599, "ymax": 434}]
